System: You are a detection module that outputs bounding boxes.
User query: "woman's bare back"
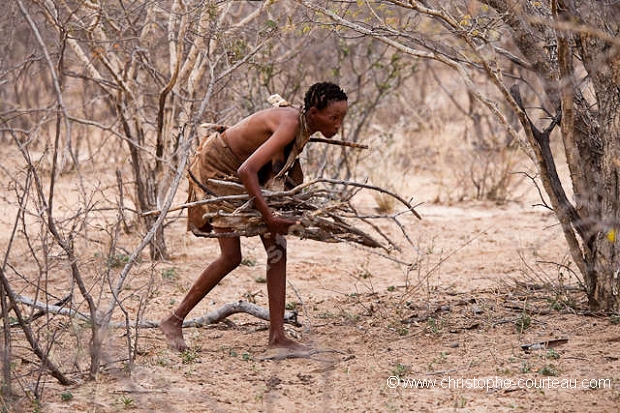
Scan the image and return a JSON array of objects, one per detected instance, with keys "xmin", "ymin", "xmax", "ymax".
[{"xmin": 224, "ymin": 106, "xmax": 301, "ymax": 162}]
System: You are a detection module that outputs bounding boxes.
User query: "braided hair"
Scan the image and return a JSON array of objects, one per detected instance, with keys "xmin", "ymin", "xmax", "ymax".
[{"xmin": 303, "ymin": 82, "xmax": 347, "ymax": 113}]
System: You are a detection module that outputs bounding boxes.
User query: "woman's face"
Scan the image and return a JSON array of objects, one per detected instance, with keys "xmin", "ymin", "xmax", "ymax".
[{"xmin": 309, "ymin": 100, "xmax": 348, "ymax": 138}]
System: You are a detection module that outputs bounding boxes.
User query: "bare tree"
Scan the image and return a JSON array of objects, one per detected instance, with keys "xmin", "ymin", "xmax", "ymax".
[
  {"xmin": 298, "ymin": 0, "xmax": 620, "ymax": 312},
  {"xmin": 0, "ymin": 0, "xmax": 324, "ymax": 400},
  {"xmin": 28, "ymin": 0, "xmax": 290, "ymax": 260}
]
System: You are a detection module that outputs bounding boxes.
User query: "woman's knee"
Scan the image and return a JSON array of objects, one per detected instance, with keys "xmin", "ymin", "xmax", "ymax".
[
  {"xmin": 219, "ymin": 250, "xmax": 242, "ymax": 271},
  {"xmin": 216, "ymin": 236, "xmax": 242, "ymax": 271}
]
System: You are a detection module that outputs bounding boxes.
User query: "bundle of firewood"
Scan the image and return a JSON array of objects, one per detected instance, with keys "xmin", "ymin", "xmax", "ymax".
[{"xmin": 181, "ymin": 177, "xmax": 421, "ymax": 251}]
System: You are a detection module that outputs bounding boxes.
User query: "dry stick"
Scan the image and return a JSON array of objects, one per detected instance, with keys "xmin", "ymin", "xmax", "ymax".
[
  {"xmin": 142, "ymin": 192, "xmax": 250, "ymax": 216},
  {"xmin": 194, "ymin": 179, "xmax": 419, "ymax": 250},
  {"xmin": 17, "ymin": 0, "xmax": 76, "ymax": 173},
  {"xmin": 105, "ymin": 215, "xmax": 135, "ymax": 368},
  {"xmin": 144, "ymin": 178, "xmax": 421, "ymax": 265},
  {"xmin": 116, "ymin": 169, "xmax": 131, "ymax": 233},
  {"xmin": 345, "ymin": 201, "xmax": 415, "ymax": 251},
  {"xmin": 96, "ymin": 129, "xmax": 192, "ymax": 377},
  {"xmin": 141, "ymin": 177, "xmax": 422, "ymax": 219},
  {"xmin": 15, "ymin": 296, "xmax": 299, "ymax": 329},
  {"xmin": 200, "ymin": 123, "xmax": 368, "ymax": 150},
  {"xmin": 536, "ymin": 260, "xmax": 584, "ymax": 290},
  {"xmin": 258, "ymin": 347, "xmax": 347, "ymax": 361},
  {"xmin": 183, "ymin": 301, "xmax": 299, "ymax": 328},
  {"xmin": 287, "ymin": 281, "xmax": 311, "ymax": 332},
  {"xmin": 6, "ymin": 137, "xmax": 82, "ymax": 385},
  {"xmin": 188, "ymin": 191, "xmax": 415, "ymax": 259},
  {"xmin": 322, "ymin": 209, "xmax": 397, "ymax": 251},
  {"xmin": 15, "ymin": 295, "xmax": 91, "ymax": 321},
  {"xmin": 0, "ymin": 161, "xmax": 30, "ymax": 395},
  {"xmin": 1, "ymin": 167, "xmax": 36, "ymax": 392},
  {"xmin": 1, "ymin": 288, "xmax": 74, "ymax": 385},
  {"xmin": 308, "ymin": 137, "xmax": 369, "ymax": 149},
  {"xmin": 17, "ymin": 3, "xmax": 98, "ymax": 379}
]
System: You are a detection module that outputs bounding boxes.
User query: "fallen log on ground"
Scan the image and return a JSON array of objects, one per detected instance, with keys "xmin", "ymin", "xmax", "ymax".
[{"xmin": 14, "ymin": 296, "xmax": 300, "ymax": 328}]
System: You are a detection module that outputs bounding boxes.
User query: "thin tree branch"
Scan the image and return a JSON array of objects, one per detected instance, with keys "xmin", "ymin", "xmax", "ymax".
[{"xmin": 15, "ymin": 296, "xmax": 300, "ymax": 329}]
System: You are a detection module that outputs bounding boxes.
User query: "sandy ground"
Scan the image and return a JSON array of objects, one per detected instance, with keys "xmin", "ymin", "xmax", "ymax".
[
  {"xmin": 2, "ymin": 140, "xmax": 619, "ymax": 412},
  {"xmin": 19, "ymin": 188, "xmax": 617, "ymax": 412}
]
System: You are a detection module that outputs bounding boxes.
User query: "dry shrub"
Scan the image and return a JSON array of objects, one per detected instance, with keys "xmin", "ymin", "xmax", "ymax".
[
  {"xmin": 452, "ymin": 132, "xmax": 527, "ymax": 203},
  {"xmin": 372, "ymin": 191, "xmax": 396, "ymax": 214},
  {"xmin": 390, "ymin": 81, "xmax": 530, "ymax": 204},
  {"xmin": 361, "ymin": 126, "xmax": 405, "ymax": 214}
]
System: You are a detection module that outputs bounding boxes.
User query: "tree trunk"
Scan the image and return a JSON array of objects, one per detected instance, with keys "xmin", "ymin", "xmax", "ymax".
[
  {"xmin": 484, "ymin": 0, "xmax": 620, "ymax": 311},
  {"xmin": 571, "ymin": 1, "xmax": 620, "ymax": 312},
  {"xmin": 585, "ymin": 85, "xmax": 620, "ymax": 311},
  {"xmin": 125, "ymin": 127, "xmax": 169, "ymax": 261}
]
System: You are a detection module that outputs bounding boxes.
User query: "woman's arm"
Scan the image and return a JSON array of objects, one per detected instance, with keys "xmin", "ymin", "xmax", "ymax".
[{"xmin": 237, "ymin": 114, "xmax": 299, "ymax": 234}]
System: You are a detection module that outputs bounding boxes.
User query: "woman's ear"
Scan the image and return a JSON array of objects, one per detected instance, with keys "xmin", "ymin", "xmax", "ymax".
[
  {"xmin": 305, "ymin": 106, "xmax": 317, "ymax": 123},
  {"xmin": 306, "ymin": 106, "xmax": 318, "ymax": 116}
]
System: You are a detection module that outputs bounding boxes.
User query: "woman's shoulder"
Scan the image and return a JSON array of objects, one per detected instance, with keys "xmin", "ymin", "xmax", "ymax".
[
  {"xmin": 268, "ymin": 105, "xmax": 300, "ymax": 120},
  {"xmin": 254, "ymin": 106, "xmax": 301, "ymax": 131}
]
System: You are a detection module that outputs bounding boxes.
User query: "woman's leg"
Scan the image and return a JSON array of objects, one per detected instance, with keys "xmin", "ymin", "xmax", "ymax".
[
  {"xmin": 260, "ymin": 234, "xmax": 305, "ymax": 349},
  {"xmin": 160, "ymin": 233, "xmax": 241, "ymax": 351}
]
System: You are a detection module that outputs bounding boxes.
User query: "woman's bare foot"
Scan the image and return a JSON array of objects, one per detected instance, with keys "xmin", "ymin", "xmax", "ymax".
[
  {"xmin": 260, "ymin": 336, "xmax": 313, "ymax": 360},
  {"xmin": 159, "ymin": 314, "xmax": 189, "ymax": 352},
  {"xmin": 268, "ymin": 335, "xmax": 309, "ymax": 352}
]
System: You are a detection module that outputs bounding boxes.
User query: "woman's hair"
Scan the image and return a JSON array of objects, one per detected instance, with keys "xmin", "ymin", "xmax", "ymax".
[{"xmin": 303, "ymin": 82, "xmax": 347, "ymax": 113}]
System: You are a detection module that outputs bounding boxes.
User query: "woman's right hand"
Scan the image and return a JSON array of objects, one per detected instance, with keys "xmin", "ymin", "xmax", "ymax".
[{"xmin": 265, "ymin": 214, "xmax": 299, "ymax": 235}]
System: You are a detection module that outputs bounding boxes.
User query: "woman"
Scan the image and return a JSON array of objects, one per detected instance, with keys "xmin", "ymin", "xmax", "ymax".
[{"xmin": 160, "ymin": 82, "xmax": 348, "ymax": 351}]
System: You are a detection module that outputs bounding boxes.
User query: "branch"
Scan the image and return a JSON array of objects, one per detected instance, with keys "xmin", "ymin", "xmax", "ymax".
[
  {"xmin": 101, "ymin": 130, "xmax": 194, "ymax": 327},
  {"xmin": 297, "ymin": 0, "xmax": 525, "ymax": 151},
  {"xmin": 554, "ymin": 1, "xmax": 587, "ymax": 215},
  {"xmin": 14, "ymin": 295, "xmax": 90, "ymax": 322},
  {"xmin": 0, "ymin": 276, "xmax": 73, "ymax": 385},
  {"xmin": 142, "ymin": 177, "xmax": 422, "ymax": 219},
  {"xmin": 313, "ymin": 178, "xmax": 422, "ymax": 219},
  {"xmin": 18, "ymin": 0, "xmax": 75, "ymax": 171},
  {"xmin": 309, "ymin": 137, "xmax": 369, "ymax": 149},
  {"xmin": 182, "ymin": 301, "xmax": 300, "ymax": 328},
  {"xmin": 510, "ymin": 85, "xmax": 586, "ymax": 237},
  {"xmin": 15, "ymin": 297, "xmax": 300, "ymax": 328}
]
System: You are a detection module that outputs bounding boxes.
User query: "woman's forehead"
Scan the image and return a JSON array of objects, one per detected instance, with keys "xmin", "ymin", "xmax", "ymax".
[{"xmin": 323, "ymin": 100, "xmax": 348, "ymax": 114}]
